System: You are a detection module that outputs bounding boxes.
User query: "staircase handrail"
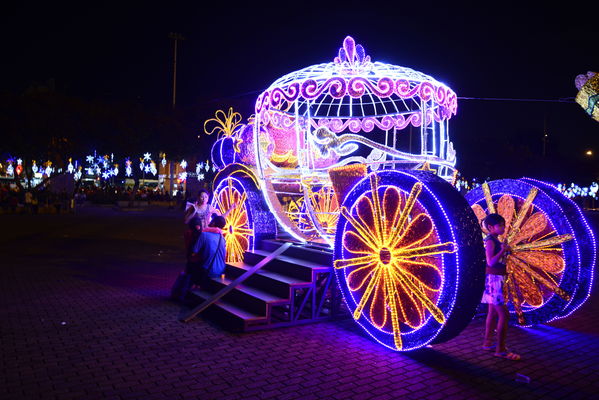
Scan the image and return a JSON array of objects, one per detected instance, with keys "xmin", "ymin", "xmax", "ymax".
[{"xmin": 179, "ymin": 242, "xmax": 292, "ymax": 323}]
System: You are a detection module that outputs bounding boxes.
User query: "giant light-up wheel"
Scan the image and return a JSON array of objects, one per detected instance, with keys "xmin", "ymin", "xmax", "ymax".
[
  {"xmin": 465, "ymin": 179, "xmax": 591, "ymax": 326},
  {"xmin": 253, "ymin": 36, "xmax": 458, "ymax": 247},
  {"xmin": 335, "ymin": 170, "xmax": 484, "ymax": 351}
]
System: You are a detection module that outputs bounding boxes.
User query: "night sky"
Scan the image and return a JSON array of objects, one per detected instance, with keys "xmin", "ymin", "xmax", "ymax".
[{"xmin": 2, "ymin": 1, "xmax": 598, "ymax": 181}]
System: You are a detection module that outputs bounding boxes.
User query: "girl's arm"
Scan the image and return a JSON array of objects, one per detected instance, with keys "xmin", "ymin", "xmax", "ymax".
[
  {"xmin": 220, "ymin": 202, "xmax": 238, "ymax": 218},
  {"xmin": 485, "ymin": 239, "xmax": 508, "ymax": 267},
  {"xmin": 203, "ymin": 226, "xmax": 223, "ymax": 234},
  {"xmin": 183, "ymin": 205, "xmax": 196, "ymax": 225}
]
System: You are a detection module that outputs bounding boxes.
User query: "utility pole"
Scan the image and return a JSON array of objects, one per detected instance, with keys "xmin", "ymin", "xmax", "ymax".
[{"xmin": 168, "ymin": 32, "xmax": 185, "ymax": 109}]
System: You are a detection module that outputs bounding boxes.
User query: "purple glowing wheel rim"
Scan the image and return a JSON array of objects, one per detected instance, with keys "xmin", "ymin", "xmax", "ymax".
[
  {"xmin": 465, "ymin": 179, "xmax": 580, "ymax": 326},
  {"xmin": 521, "ymin": 178, "xmax": 596, "ymax": 319},
  {"xmin": 334, "ymin": 170, "xmax": 484, "ymax": 351}
]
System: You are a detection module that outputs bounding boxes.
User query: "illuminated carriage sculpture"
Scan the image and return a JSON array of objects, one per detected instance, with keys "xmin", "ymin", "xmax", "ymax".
[{"xmin": 209, "ymin": 37, "xmax": 595, "ymax": 351}]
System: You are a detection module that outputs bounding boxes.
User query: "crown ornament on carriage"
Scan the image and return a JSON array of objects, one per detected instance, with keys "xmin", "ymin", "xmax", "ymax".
[{"xmin": 333, "ymin": 36, "xmax": 373, "ymax": 75}]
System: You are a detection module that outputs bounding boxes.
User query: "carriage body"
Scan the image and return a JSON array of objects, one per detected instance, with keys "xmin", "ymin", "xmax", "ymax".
[
  {"xmin": 209, "ymin": 37, "xmax": 595, "ymax": 351},
  {"xmin": 252, "ymin": 37, "xmax": 458, "ymax": 246}
]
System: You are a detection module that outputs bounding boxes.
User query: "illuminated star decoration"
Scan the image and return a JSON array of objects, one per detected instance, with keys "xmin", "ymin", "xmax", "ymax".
[
  {"xmin": 143, "ymin": 152, "xmax": 152, "ymax": 161},
  {"xmin": 214, "ymin": 178, "xmax": 254, "ymax": 263},
  {"xmin": 335, "ymin": 174, "xmax": 456, "ymax": 350},
  {"xmin": 180, "ymin": 159, "xmax": 187, "ymax": 170},
  {"xmin": 471, "ymin": 182, "xmax": 573, "ymax": 325}
]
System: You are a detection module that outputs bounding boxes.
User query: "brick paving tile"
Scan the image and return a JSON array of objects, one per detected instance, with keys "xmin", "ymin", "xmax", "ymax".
[{"xmin": 2, "ymin": 210, "xmax": 598, "ymax": 400}]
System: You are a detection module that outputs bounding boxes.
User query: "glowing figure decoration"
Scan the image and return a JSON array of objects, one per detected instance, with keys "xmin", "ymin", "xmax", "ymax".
[
  {"xmin": 6, "ymin": 162, "xmax": 14, "ymax": 176},
  {"xmin": 67, "ymin": 158, "xmax": 74, "ymax": 174},
  {"xmin": 213, "ymin": 177, "xmax": 254, "ymax": 263},
  {"xmin": 125, "ymin": 159, "xmax": 132, "ymax": 177},
  {"xmin": 44, "ymin": 162, "xmax": 53, "ymax": 177},
  {"xmin": 32, "ymin": 161, "xmax": 38, "ymax": 174},
  {"xmin": 466, "ymin": 179, "xmax": 591, "ymax": 325}
]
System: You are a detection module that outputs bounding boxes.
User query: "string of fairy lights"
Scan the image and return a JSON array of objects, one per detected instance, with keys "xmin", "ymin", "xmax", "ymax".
[
  {"xmin": 0, "ymin": 152, "xmax": 219, "ymax": 187},
  {"xmin": 1, "ymin": 154, "xmax": 597, "ymax": 201}
]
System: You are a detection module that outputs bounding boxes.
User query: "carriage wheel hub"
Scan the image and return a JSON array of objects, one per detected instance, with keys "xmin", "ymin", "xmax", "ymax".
[{"xmin": 379, "ymin": 247, "xmax": 392, "ymax": 265}]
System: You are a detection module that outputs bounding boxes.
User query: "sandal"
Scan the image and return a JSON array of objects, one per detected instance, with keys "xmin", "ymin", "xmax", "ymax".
[
  {"xmin": 494, "ymin": 351, "xmax": 521, "ymax": 361},
  {"xmin": 482, "ymin": 343, "xmax": 495, "ymax": 351}
]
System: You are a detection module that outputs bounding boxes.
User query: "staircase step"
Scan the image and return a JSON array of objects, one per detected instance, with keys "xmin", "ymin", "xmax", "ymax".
[
  {"xmin": 201, "ymin": 276, "xmax": 289, "ymax": 316},
  {"xmin": 225, "ymin": 261, "xmax": 312, "ymax": 298},
  {"xmin": 188, "ymin": 288, "xmax": 268, "ymax": 330},
  {"xmin": 258, "ymin": 239, "xmax": 333, "ymax": 265},
  {"xmin": 247, "ymin": 249, "xmax": 332, "ymax": 281}
]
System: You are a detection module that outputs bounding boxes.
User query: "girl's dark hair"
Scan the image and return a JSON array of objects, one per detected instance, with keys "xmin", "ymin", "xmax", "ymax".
[
  {"xmin": 483, "ymin": 213, "xmax": 505, "ymax": 228},
  {"xmin": 197, "ymin": 188, "xmax": 210, "ymax": 198}
]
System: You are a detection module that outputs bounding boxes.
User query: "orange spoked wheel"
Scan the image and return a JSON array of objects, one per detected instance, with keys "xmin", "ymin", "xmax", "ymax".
[
  {"xmin": 213, "ymin": 176, "xmax": 254, "ymax": 263},
  {"xmin": 334, "ymin": 170, "xmax": 485, "ymax": 351},
  {"xmin": 466, "ymin": 179, "xmax": 580, "ymax": 325}
]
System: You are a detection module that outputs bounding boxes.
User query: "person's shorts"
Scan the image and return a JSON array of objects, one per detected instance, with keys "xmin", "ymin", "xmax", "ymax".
[{"xmin": 481, "ymin": 274, "xmax": 506, "ymax": 305}]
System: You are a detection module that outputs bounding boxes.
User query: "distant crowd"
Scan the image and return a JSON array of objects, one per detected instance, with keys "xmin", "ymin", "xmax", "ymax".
[{"xmin": 0, "ymin": 182, "xmax": 189, "ymax": 214}]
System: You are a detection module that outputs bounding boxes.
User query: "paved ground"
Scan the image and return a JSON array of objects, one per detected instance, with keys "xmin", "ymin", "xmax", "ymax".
[{"xmin": 2, "ymin": 206, "xmax": 598, "ymax": 400}]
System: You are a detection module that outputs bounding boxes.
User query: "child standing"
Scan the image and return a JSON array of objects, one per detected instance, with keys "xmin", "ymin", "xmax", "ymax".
[{"xmin": 481, "ymin": 213, "xmax": 521, "ymax": 361}]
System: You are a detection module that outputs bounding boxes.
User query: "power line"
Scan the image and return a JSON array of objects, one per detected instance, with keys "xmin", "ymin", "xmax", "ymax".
[{"xmin": 458, "ymin": 97, "xmax": 574, "ymax": 103}]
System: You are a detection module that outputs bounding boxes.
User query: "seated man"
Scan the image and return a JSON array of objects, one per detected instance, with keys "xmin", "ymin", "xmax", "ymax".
[{"xmin": 190, "ymin": 214, "xmax": 227, "ymax": 287}]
